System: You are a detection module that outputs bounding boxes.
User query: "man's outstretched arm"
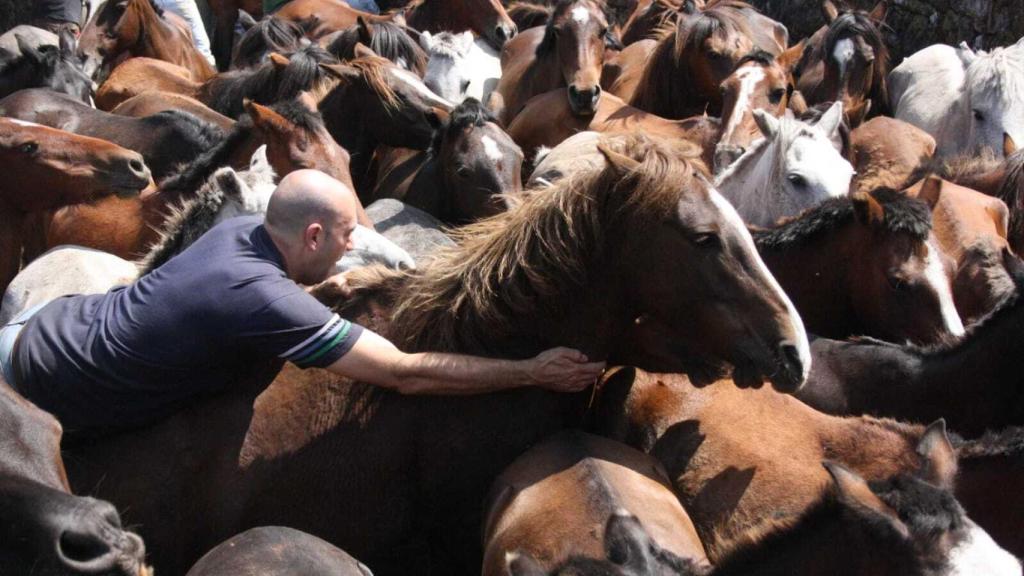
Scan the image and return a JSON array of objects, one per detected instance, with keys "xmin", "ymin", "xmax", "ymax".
[{"xmin": 327, "ymin": 329, "xmax": 606, "ymax": 395}]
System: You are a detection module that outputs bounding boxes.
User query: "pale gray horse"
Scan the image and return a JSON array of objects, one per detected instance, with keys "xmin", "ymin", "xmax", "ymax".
[
  {"xmin": 715, "ymin": 101, "xmax": 853, "ymax": 227},
  {"xmin": 0, "ymin": 25, "xmax": 58, "ymax": 62},
  {"xmin": 420, "ymin": 30, "xmax": 501, "ymax": 105},
  {"xmin": 889, "ymin": 38, "xmax": 1024, "ymax": 159},
  {"xmin": 365, "ymin": 199, "xmax": 454, "ymax": 264},
  {"xmin": 527, "ymin": 131, "xmax": 606, "ymax": 188}
]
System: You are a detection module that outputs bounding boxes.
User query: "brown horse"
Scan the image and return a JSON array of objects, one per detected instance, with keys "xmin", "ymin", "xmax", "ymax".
[
  {"xmin": 794, "ymin": 0, "xmax": 889, "ymax": 126},
  {"xmin": 77, "ymin": 0, "xmax": 215, "ymax": 84},
  {"xmin": 508, "ymin": 89, "xmax": 719, "ymax": 168},
  {"xmin": 316, "ymin": 50, "xmax": 454, "ymax": 192},
  {"xmin": 185, "ymin": 527, "xmax": 370, "ymax": 576},
  {"xmin": 753, "ymin": 187, "xmax": 963, "ymax": 344},
  {"xmin": 592, "ymin": 367, "xmax": 1010, "ymax": 568},
  {"xmin": 620, "ymin": 0, "xmax": 680, "ymax": 45},
  {"xmin": 0, "ymin": 378, "xmax": 150, "ymax": 576},
  {"xmin": 797, "ymin": 256, "xmax": 1024, "ymax": 437},
  {"xmin": 904, "ymin": 176, "xmax": 1013, "ymax": 326},
  {"xmin": 231, "ymin": 15, "xmax": 305, "ymax": 69},
  {"xmin": 96, "ymin": 44, "xmax": 337, "ymax": 118},
  {"xmin": 324, "ymin": 17, "xmax": 428, "ymax": 75},
  {"xmin": 60, "ymin": 134, "xmax": 809, "ymax": 575},
  {"xmin": 849, "ymin": 116, "xmax": 935, "ymax": 193},
  {"xmin": 371, "ymin": 99, "xmax": 522, "ymax": 224},
  {"xmin": 955, "ymin": 427, "xmax": 1024, "ymax": 558},
  {"xmin": 207, "ymin": 0, "xmax": 264, "ymax": 69},
  {"xmin": 627, "ymin": 2, "xmax": 758, "ymax": 118},
  {"xmin": 482, "ymin": 431, "xmax": 709, "ymax": 576},
  {"xmin": 489, "ymin": 0, "xmax": 612, "ymax": 123},
  {"xmin": 0, "ymin": 118, "xmax": 150, "ymax": 293},
  {"xmin": 37, "ymin": 94, "xmax": 367, "ymax": 259},
  {"xmin": 275, "ymin": 0, "xmax": 517, "ymax": 50},
  {"xmin": 111, "ymin": 92, "xmax": 237, "ymax": 132},
  {"xmin": 0, "ymin": 88, "xmax": 223, "ymax": 181}
]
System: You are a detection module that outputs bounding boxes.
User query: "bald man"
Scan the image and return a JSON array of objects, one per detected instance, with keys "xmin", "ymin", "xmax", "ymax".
[{"xmin": 0, "ymin": 170, "xmax": 604, "ymax": 434}]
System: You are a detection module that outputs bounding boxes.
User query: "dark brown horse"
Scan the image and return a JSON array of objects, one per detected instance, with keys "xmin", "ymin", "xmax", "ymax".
[
  {"xmin": 325, "ymin": 17, "xmax": 428, "ymax": 75},
  {"xmin": 794, "ymin": 0, "xmax": 890, "ymax": 126},
  {"xmin": 207, "ymin": 0, "xmax": 265, "ymax": 69},
  {"xmin": 275, "ymin": 0, "xmax": 517, "ymax": 50},
  {"xmin": 489, "ymin": 0, "xmax": 614, "ymax": 123},
  {"xmin": 797, "ymin": 255, "xmax": 1024, "ymax": 437},
  {"xmin": 592, "ymin": 368, "xmax": 1016, "ymax": 571},
  {"xmin": 371, "ymin": 98, "xmax": 522, "ymax": 224},
  {"xmin": 483, "ymin": 431, "xmax": 709, "ymax": 576},
  {"xmin": 77, "ymin": 0, "xmax": 216, "ymax": 83},
  {"xmin": 0, "ymin": 29, "xmax": 93, "ymax": 103},
  {"xmin": 0, "ymin": 118, "xmax": 150, "ymax": 293},
  {"xmin": 0, "ymin": 378, "xmax": 150, "ymax": 576},
  {"xmin": 753, "ymin": 187, "xmax": 964, "ymax": 344},
  {"xmin": 0, "ymin": 88, "xmax": 223, "ymax": 181},
  {"xmin": 955, "ymin": 427, "xmax": 1024, "ymax": 558},
  {"xmin": 60, "ymin": 134, "xmax": 809, "ymax": 576},
  {"xmin": 185, "ymin": 527, "xmax": 371, "ymax": 576},
  {"xmin": 231, "ymin": 15, "xmax": 305, "ymax": 69},
  {"xmin": 317, "ymin": 50, "xmax": 454, "ymax": 192}
]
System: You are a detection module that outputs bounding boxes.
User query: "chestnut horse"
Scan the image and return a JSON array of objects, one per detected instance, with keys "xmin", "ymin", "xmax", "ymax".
[
  {"xmin": 274, "ymin": 0, "xmax": 517, "ymax": 50},
  {"xmin": 0, "ymin": 118, "xmax": 150, "ymax": 293},
  {"xmin": 111, "ymin": 92, "xmax": 236, "ymax": 132},
  {"xmin": 793, "ymin": 1, "xmax": 890, "ymax": 126},
  {"xmin": 0, "ymin": 377, "xmax": 150, "ymax": 576},
  {"xmin": 77, "ymin": 0, "xmax": 216, "ymax": 83},
  {"xmin": 592, "ymin": 367, "xmax": 1017, "ymax": 571},
  {"xmin": 797, "ymin": 255, "xmax": 1024, "ymax": 437},
  {"xmin": 753, "ymin": 188, "xmax": 964, "ymax": 344},
  {"xmin": 59, "ymin": 135, "xmax": 809, "ymax": 575},
  {"xmin": 489, "ymin": 0, "xmax": 613, "ymax": 123},
  {"xmin": 849, "ymin": 116, "xmax": 935, "ymax": 193},
  {"xmin": 482, "ymin": 431, "xmax": 710, "ymax": 576},
  {"xmin": 371, "ymin": 99, "xmax": 523, "ymax": 224}
]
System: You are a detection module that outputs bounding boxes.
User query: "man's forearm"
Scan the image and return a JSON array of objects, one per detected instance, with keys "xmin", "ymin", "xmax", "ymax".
[{"xmin": 390, "ymin": 351, "xmax": 533, "ymax": 395}]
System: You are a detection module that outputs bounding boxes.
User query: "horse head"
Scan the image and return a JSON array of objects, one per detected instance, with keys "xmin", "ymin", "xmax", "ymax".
[
  {"xmin": 78, "ymin": 0, "xmax": 157, "ymax": 83},
  {"xmin": 958, "ymin": 39, "xmax": 1024, "ymax": 159},
  {"xmin": 538, "ymin": 0, "xmax": 611, "ymax": 116},
  {"xmin": 714, "ymin": 50, "xmax": 791, "ymax": 173}
]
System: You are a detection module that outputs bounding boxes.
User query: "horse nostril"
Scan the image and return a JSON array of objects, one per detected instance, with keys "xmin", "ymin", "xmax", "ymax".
[
  {"xmin": 58, "ymin": 527, "xmax": 118, "ymax": 573},
  {"xmin": 568, "ymin": 85, "xmax": 579, "ymax": 97},
  {"xmin": 126, "ymin": 157, "xmax": 149, "ymax": 181}
]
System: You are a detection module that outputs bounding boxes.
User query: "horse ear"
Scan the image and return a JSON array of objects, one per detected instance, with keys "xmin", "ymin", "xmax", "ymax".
[
  {"xmin": 868, "ymin": 0, "xmax": 888, "ymax": 23},
  {"xmin": 353, "ymin": 42, "xmax": 378, "ymax": 59},
  {"xmin": 427, "ymin": 106, "xmax": 449, "ymax": 130},
  {"xmin": 788, "ymin": 90, "xmax": 809, "ymax": 116},
  {"xmin": 357, "ymin": 16, "xmax": 374, "ymax": 46},
  {"xmin": 504, "ymin": 551, "xmax": 546, "ymax": 576},
  {"xmin": 916, "ymin": 176, "xmax": 943, "ymax": 211},
  {"xmin": 916, "ymin": 419, "xmax": 958, "ymax": 490},
  {"xmin": 605, "ymin": 510, "xmax": 657, "ymax": 571},
  {"xmin": 458, "ymin": 30, "xmax": 475, "ymax": 51},
  {"xmin": 57, "ymin": 28, "xmax": 76, "ymax": 56},
  {"xmin": 851, "ymin": 191, "xmax": 885, "ymax": 225},
  {"xmin": 986, "ymin": 196, "xmax": 1010, "ymax": 240},
  {"xmin": 821, "ymin": 0, "xmax": 839, "ymax": 23},
  {"xmin": 14, "ymin": 34, "xmax": 44, "ymax": 64},
  {"xmin": 237, "ymin": 9, "xmax": 257, "ymax": 31},
  {"xmin": 1002, "ymin": 248, "xmax": 1024, "ymax": 286},
  {"xmin": 816, "ymin": 101, "xmax": 844, "ymax": 137},
  {"xmin": 268, "ymin": 52, "xmax": 290, "ymax": 70},
  {"xmin": 957, "ymin": 42, "xmax": 978, "ymax": 69},
  {"xmin": 1004, "ymin": 132, "xmax": 1018, "ymax": 157},
  {"xmin": 597, "ymin": 141, "xmax": 642, "ymax": 172},
  {"xmin": 778, "ymin": 39, "xmax": 807, "ymax": 72},
  {"xmin": 245, "ymin": 99, "xmax": 290, "ymax": 133},
  {"xmin": 752, "ymin": 109, "xmax": 780, "ymax": 139},
  {"xmin": 418, "ymin": 30, "xmax": 434, "ymax": 52},
  {"xmin": 823, "ymin": 462, "xmax": 909, "ymax": 538}
]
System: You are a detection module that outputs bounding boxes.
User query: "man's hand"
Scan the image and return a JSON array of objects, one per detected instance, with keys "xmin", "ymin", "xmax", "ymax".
[{"xmin": 527, "ymin": 347, "xmax": 606, "ymax": 392}]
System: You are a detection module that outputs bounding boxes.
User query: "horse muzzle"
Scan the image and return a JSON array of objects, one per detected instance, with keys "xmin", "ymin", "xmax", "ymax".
[
  {"xmin": 567, "ymin": 84, "xmax": 601, "ymax": 116},
  {"xmin": 768, "ymin": 342, "xmax": 806, "ymax": 394}
]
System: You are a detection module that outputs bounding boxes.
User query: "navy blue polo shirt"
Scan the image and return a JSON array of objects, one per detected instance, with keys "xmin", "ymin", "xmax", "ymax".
[{"xmin": 12, "ymin": 215, "xmax": 362, "ymax": 432}]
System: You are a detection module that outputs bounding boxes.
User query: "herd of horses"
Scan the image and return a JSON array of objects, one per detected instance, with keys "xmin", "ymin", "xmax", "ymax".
[{"xmin": 1, "ymin": 0, "xmax": 1024, "ymax": 574}]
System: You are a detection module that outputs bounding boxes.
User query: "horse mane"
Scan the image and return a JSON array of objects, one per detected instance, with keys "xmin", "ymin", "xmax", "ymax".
[
  {"xmin": 141, "ymin": 110, "xmax": 223, "ymax": 181},
  {"xmin": 735, "ymin": 48, "xmax": 775, "ymax": 68},
  {"xmin": 963, "ymin": 41, "xmax": 1024, "ymax": 109},
  {"xmin": 333, "ymin": 55, "xmax": 402, "ymax": 110},
  {"xmin": 508, "ymin": 1, "xmax": 555, "ymax": 30},
  {"xmin": 326, "ymin": 21, "xmax": 427, "ymax": 76},
  {"xmin": 339, "ymin": 134, "xmax": 703, "ymax": 354},
  {"xmin": 232, "ymin": 16, "xmax": 306, "ymax": 69},
  {"xmin": 752, "ymin": 187, "xmax": 931, "ymax": 251},
  {"xmin": 630, "ymin": 3, "xmax": 752, "ymax": 117},
  {"xmin": 954, "ymin": 426, "xmax": 1024, "ymax": 458},
  {"xmin": 428, "ymin": 97, "xmax": 493, "ymax": 157}
]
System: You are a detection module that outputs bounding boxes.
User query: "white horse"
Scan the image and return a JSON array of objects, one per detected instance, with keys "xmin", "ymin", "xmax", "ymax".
[
  {"xmin": 889, "ymin": 38, "xmax": 1024, "ymax": 158},
  {"xmin": 715, "ymin": 101, "xmax": 854, "ymax": 227},
  {"xmin": 420, "ymin": 30, "xmax": 501, "ymax": 104},
  {"xmin": 0, "ymin": 147, "xmax": 414, "ymax": 323}
]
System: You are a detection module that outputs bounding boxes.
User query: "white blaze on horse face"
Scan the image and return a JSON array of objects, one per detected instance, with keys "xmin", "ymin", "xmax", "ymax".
[
  {"xmin": 720, "ymin": 65, "xmax": 766, "ymax": 145},
  {"xmin": 571, "ymin": 6, "xmax": 590, "ymax": 24},
  {"xmin": 708, "ymin": 189, "xmax": 812, "ymax": 382},
  {"xmin": 947, "ymin": 520, "xmax": 1022, "ymax": 576},
  {"xmin": 832, "ymin": 37, "xmax": 855, "ymax": 78},
  {"xmin": 923, "ymin": 242, "xmax": 966, "ymax": 336},
  {"xmin": 481, "ymin": 134, "xmax": 503, "ymax": 162}
]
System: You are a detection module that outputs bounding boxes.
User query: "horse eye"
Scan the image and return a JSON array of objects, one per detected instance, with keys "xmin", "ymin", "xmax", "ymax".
[
  {"xmin": 787, "ymin": 174, "xmax": 807, "ymax": 188},
  {"xmin": 886, "ymin": 275, "xmax": 907, "ymax": 292},
  {"xmin": 691, "ymin": 232, "xmax": 720, "ymax": 247},
  {"xmin": 19, "ymin": 142, "xmax": 38, "ymax": 154},
  {"xmin": 973, "ymin": 109, "xmax": 985, "ymax": 122},
  {"xmin": 769, "ymin": 89, "xmax": 786, "ymax": 104},
  {"xmin": 461, "ymin": 79, "xmax": 470, "ymax": 93}
]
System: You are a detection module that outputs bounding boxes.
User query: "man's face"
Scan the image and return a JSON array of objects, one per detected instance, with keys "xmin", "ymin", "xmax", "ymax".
[{"xmin": 308, "ymin": 211, "xmax": 357, "ymax": 284}]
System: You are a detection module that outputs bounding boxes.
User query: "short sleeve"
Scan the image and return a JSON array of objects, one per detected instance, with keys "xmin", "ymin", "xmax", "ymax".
[{"xmin": 243, "ymin": 287, "xmax": 363, "ymax": 369}]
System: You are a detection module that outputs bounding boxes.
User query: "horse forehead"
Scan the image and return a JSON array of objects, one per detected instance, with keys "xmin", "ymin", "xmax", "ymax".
[
  {"xmin": 831, "ymin": 37, "xmax": 855, "ymax": 63},
  {"xmin": 571, "ymin": 6, "xmax": 591, "ymax": 25},
  {"xmin": 966, "ymin": 50, "xmax": 1024, "ymax": 109}
]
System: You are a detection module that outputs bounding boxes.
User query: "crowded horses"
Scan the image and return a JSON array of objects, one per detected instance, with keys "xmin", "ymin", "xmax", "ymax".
[{"xmin": 1, "ymin": 0, "xmax": 1023, "ymax": 574}]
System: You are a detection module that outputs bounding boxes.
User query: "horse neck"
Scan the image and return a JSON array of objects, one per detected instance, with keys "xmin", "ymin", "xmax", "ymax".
[
  {"xmin": 0, "ymin": 205, "xmax": 26, "ymax": 294},
  {"xmin": 319, "ymin": 85, "xmax": 375, "ymax": 176}
]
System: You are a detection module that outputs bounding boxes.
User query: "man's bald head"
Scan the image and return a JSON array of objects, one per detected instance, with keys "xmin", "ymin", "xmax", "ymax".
[
  {"xmin": 265, "ymin": 169, "xmax": 358, "ymax": 239},
  {"xmin": 265, "ymin": 169, "xmax": 360, "ymax": 284}
]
